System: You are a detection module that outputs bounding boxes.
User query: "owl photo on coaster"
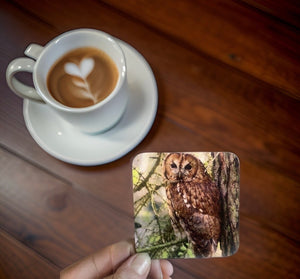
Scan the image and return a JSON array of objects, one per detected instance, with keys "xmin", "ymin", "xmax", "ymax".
[
  {"xmin": 164, "ymin": 152, "xmax": 221, "ymax": 258},
  {"xmin": 133, "ymin": 152, "xmax": 239, "ymax": 259}
]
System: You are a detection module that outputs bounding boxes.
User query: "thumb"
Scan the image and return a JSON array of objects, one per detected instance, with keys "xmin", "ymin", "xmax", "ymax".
[{"xmin": 105, "ymin": 253, "xmax": 151, "ymax": 279}]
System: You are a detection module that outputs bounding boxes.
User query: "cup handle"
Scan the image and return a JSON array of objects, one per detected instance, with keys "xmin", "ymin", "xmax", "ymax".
[{"xmin": 6, "ymin": 44, "xmax": 45, "ymax": 102}]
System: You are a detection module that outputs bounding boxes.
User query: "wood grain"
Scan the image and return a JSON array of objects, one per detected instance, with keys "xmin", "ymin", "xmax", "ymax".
[
  {"xmin": 176, "ymin": 216, "xmax": 300, "ymax": 279},
  {"xmin": 0, "ymin": 0, "xmax": 299, "ymax": 278},
  {"xmin": 240, "ymin": 0, "xmax": 300, "ymax": 28},
  {"xmin": 0, "ymin": 147, "xmax": 133, "ymax": 267},
  {"xmin": 0, "ymin": 230, "xmax": 59, "ymax": 279},
  {"xmin": 0, "ymin": 147, "xmax": 199, "ymax": 279},
  {"xmin": 102, "ymin": 0, "xmax": 300, "ymax": 99},
  {"xmin": 5, "ymin": 0, "xmax": 299, "ymax": 181},
  {"xmin": 1, "ymin": 0, "xmax": 298, "ymax": 236}
]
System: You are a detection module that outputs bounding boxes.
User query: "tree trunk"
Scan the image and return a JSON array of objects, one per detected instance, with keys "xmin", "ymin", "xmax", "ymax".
[{"xmin": 212, "ymin": 152, "xmax": 240, "ymax": 256}]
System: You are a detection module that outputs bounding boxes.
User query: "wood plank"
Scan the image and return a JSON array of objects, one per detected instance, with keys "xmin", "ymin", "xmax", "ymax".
[
  {"xmin": 0, "ymin": 1, "xmax": 58, "ymax": 55},
  {"xmin": 1, "ymin": 1, "xmax": 299, "ymax": 278},
  {"xmin": 240, "ymin": 0, "xmax": 300, "ymax": 28},
  {"xmin": 102, "ymin": 0, "xmax": 300, "ymax": 99},
  {"xmin": 0, "ymin": 230, "xmax": 60, "ymax": 279},
  {"xmin": 0, "ymin": 147, "xmax": 134, "ymax": 267},
  {"xmin": 0, "ymin": 147, "xmax": 201, "ymax": 279},
  {"xmin": 1, "ymin": 147, "xmax": 298, "ymax": 278},
  {"xmin": 4, "ymin": 0, "xmax": 299, "ymax": 181},
  {"xmin": 4, "ymin": 0, "xmax": 298, "ymax": 182},
  {"xmin": 174, "ymin": 216, "xmax": 300, "ymax": 279},
  {"xmin": 1, "ymin": 105, "xmax": 299, "ymax": 243},
  {"xmin": 1, "ymin": 0, "xmax": 299, "ymax": 241}
]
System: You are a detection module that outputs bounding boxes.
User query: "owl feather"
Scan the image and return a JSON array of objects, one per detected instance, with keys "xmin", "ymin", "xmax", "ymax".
[{"xmin": 164, "ymin": 153, "xmax": 221, "ymax": 258}]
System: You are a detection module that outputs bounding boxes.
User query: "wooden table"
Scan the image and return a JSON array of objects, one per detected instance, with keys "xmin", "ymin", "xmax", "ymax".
[{"xmin": 1, "ymin": 1, "xmax": 299, "ymax": 278}]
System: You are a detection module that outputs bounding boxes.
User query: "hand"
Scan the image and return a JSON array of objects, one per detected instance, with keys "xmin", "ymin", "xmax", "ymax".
[{"xmin": 60, "ymin": 240, "xmax": 174, "ymax": 279}]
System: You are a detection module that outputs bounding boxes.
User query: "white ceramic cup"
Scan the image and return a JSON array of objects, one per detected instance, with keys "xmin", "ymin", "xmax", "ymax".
[{"xmin": 6, "ymin": 29, "xmax": 128, "ymax": 134}]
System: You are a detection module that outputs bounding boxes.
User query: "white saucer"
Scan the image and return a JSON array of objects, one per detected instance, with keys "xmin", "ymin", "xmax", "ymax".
[{"xmin": 23, "ymin": 40, "xmax": 158, "ymax": 166}]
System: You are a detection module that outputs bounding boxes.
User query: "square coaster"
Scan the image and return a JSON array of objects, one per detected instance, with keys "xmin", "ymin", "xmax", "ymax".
[{"xmin": 132, "ymin": 152, "xmax": 240, "ymax": 259}]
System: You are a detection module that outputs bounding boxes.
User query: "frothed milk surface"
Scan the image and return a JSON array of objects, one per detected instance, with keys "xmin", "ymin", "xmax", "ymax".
[{"xmin": 47, "ymin": 47, "xmax": 119, "ymax": 108}]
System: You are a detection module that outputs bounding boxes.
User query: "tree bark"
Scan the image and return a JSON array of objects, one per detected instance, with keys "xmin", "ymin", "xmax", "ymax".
[{"xmin": 212, "ymin": 152, "xmax": 240, "ymax": 256}]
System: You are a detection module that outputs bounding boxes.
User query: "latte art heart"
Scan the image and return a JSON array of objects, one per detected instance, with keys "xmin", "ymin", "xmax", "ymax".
[
  {"xmin": 64, "ymin": 58, "xmax": 95, "ymax": 79},
  {"xmin": 64, "ymin": 58, "xmax": 96, "ymax": 102},
  {"xmin": 47, "ymin": 47, "xmax": 119, "ymax": 108}
]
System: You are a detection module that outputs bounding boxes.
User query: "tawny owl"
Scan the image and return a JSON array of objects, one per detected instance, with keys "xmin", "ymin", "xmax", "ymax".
[{"xmin": 164, "ymin": 153, "xmax": 221, "ymax": 257}]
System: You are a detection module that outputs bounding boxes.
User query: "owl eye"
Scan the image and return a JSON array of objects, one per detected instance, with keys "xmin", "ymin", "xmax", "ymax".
[
  {"xmin": 171, "ymin": 163, "xmax": 177, "ymax": 168},
  {"xmin": 185, "ymin": 164, "xmax": 192, "ymax": 170}
]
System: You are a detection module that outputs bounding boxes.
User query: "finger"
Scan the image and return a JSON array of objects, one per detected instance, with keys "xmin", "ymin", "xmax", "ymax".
[
  {"xmin": 61, "ymin": 240, "xmax": 135, "ymax": 279},
  {"xmin": 104, "ymin": 253, "xmax": 151, "ymax": 279},
  {"xmin": 160, "ymin": 260, "xmax": 174, "ymax": 278},
  {"xmin": 149, "ymin": 259, "xmax": 174, "ymax": 279},
  {"xmin": 149, "ymin": 260, "xmax": 163, "ymax": 279}
]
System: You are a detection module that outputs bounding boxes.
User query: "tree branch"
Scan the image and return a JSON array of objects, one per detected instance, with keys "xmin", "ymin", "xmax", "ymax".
[
  {"xmin": 134, "ymin": 153, "xmax": 163, "ymax": 192},
  {"xmin": 136, "ymin": 238, "xmax": 188, "ymax": 253}
]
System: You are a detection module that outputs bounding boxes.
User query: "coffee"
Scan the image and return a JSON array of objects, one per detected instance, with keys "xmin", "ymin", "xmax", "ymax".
[{"xmin": 47, "ymin": 47, "xmax": 119, "ymax": 108}]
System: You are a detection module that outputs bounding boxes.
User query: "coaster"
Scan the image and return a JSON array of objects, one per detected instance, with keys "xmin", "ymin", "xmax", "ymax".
[{"xmin": 132, "ymin": 152, "xmax": 240, "ymax": 259}]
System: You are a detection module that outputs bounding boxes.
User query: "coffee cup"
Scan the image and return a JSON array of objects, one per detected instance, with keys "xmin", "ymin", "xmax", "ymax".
[{"xmin": 6, "ymin": 29, "xmax": 128, "ymax": 134}]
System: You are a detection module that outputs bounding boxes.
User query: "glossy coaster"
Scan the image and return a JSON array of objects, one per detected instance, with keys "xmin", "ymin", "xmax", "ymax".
[{"xmin": 132, "ymin": 152, "xmax": 240, "ymax": 259}]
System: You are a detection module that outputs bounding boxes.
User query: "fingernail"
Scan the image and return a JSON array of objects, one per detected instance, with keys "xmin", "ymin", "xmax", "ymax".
[{"xmin": 131, "ymin": 253, "xmax": 151, "ymax": 275}]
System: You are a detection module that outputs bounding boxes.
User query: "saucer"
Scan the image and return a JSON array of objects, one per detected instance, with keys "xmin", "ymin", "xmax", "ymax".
[{"xmin": 23, "ymin": 40, "xmax": 158, "ymax": 166}]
